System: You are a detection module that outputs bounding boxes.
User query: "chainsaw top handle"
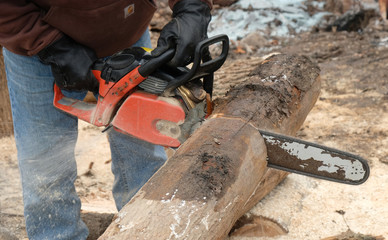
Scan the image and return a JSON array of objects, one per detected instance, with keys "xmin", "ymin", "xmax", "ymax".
[
  {"xmin": 138, "ymin": 34, "xmax": 229, "ymax": 95},
  {"xmin": 138, "ymin": 49, "xmax": 175, "ymax": 77}
]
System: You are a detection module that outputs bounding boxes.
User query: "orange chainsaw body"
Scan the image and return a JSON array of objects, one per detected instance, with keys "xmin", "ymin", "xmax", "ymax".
[
  {"xmin": 53, "ymin": 67, "xmax": 186, "ymax": 147},
  {"xmin": 53, "ymin": 35, "xmax": 229, "ymax": 147}
]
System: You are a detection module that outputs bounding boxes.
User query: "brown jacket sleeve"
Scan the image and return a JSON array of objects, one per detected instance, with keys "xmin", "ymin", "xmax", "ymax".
[
  {"xmin": 168, "ymin": 0, "xmax": 213, "ymax": 9},
  {"xmin": 0, "ymin": 1, "xmax": 62, "ymax": 56}
]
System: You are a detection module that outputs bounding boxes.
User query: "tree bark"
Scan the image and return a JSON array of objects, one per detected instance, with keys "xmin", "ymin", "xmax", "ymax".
[
  {"xmin": 99, "ymin": 54, "xmax": 321, "ymax": 239},
  {"xmin": 0, "ymin": 46, "xmax": 14, "ymax": 137},
  {"xmin": 379, "ymin": 0, "xmax": 388, "ymax": 20}
]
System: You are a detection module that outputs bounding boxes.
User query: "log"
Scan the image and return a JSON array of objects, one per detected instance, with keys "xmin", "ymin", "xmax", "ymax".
[
  {"xmin": 379, "ymin": 0, "xmax": 388, "ymax": 20},
  {"xmin": 0, "ymin": 46, "xmax": 14, "ymax": 137},
  {"xmin": 99, "ymin": 54, "xmax": 321, "ymax": 239},
  {"xmin": 214, "ymin": 54, "xmax": 321, "ymax": 214}
]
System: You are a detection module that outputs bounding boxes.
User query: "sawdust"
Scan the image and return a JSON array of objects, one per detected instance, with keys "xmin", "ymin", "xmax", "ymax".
[{"xmin": 322, "ymin": 229, "xmax": 385, "ymax": 240}]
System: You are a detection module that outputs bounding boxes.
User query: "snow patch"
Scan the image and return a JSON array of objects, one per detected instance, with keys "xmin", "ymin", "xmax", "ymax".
[{"xmin": 209, "ymin": 0, "xmax": 330, "ymax": 40}]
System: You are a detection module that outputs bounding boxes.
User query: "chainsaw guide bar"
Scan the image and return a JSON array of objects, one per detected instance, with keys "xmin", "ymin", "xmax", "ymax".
[{"xmin": 260, "ymin": 130, "xmax": 370, "ymax": 185}]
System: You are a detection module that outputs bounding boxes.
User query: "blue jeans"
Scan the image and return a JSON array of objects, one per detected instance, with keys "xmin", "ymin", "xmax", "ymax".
[{"xmin": 3, "ymin": 31, "xmax": 167, "ymax": 240}]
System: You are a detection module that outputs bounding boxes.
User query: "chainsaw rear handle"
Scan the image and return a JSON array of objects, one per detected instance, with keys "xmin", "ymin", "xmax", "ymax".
[{"xmin": 164, "ymin": 34, "xmax": 229, "ymax": 94}]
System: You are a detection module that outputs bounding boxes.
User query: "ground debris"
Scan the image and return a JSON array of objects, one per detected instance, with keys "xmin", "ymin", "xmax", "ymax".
[
  {"xmin": 321, "ymin": 229, "xmax": 385, "ymax": 240},
  {"xmin": 380, "ymin": 155, "xmax": 388, "ymax": 164},
  {"xmin": 213, "ymin": 0, "xmax": 238, "ymax": 7},
  {"xmin": 325, "ymin": 9, "xmax": 378, "ymax": 32}
]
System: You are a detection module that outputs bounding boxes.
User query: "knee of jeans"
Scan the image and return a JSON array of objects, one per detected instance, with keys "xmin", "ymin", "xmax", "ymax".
[
  {"xmin": 17, "ymin": 124, "xmax": 78, "ymax": 159},
  {"xmin": 20, "ymin": 165, "xmax": 79, "ymax": 215},
  {"xmin": 20, "ymin": 157, "xmax": 77, "ymax": 189},
  {"xmin": 18, "ymin": 141, "xmax": 78, "ymax": 194}
]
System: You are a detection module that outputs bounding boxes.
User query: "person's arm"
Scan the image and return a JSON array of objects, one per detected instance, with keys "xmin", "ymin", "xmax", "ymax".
[
  {"xmin": 0, "ymin": 1, "xmax": 98, "ymax": 92},
  {"xmin": 0, "ymin": 0, "xmax": 62, "ymax": 56}
]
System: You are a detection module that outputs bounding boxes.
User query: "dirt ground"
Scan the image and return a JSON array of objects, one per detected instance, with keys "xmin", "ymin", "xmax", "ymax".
[{"xmin": 1, "ymin": 1, "xmax": 388, "ymax": 239}]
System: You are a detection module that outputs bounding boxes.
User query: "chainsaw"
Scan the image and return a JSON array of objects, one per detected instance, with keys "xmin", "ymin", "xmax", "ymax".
[{"xmin": 53, "ymin": 34, "xmax": 369, "ymax": 185}]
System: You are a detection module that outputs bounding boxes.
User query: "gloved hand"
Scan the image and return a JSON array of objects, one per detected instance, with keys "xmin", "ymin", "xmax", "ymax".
[
  {"xmin": 151, "ymin": 0, "xmax": 211, "ymax": 67},
  {"xmin": 37, "ymin": 35, "xmax": 99, "ymax": 92}
]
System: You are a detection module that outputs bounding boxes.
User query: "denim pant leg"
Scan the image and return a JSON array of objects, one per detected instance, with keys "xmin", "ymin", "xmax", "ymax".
[
  {"xmin": 3, "ymin": 48, "xmax": 88, "ymax": 240},
  {"xmin": 108, "ymin": 30, "xmax": 168, "ymax": 210},
  {"xmin": 108, "ymin": 131, "xmax": 167, "ymax": 210}
]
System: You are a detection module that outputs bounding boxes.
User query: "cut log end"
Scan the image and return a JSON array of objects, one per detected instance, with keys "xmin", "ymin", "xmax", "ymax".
[{"xmin": 230, "ymin": 214, "xmax": 288, "ymax": 238}]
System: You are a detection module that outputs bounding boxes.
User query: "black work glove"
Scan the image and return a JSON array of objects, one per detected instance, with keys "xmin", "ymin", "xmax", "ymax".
[
  {"xmin": 37, "ymin": 35, "xmax": 99, "ymax": 92},
  {"xmin": 151, "ymin": 0, "xmax": 211, "ymax": 67}
]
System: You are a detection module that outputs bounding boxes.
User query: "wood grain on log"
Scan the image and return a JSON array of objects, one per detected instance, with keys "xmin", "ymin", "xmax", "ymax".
[
  {"xmin": 213, "ymin": 54, "xmax": 321, "ymax": 213},
  {"xmin": 99, "ymin": 54, "xmax": 321, "ymax": 239},
  {"xmin": 230, "ymin": 215, "xmax": 288, "ymax": 237},
  {"xmin": 379, "ymin": 0, "xmax": 388, "ymax": 20},
  {"xmin": 0, "ymin": 47, "xmax": 14, "ymax": 137},
  {"xmin": 100, "ymin": 117, "xmax": 268, "ymax": 239}
]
